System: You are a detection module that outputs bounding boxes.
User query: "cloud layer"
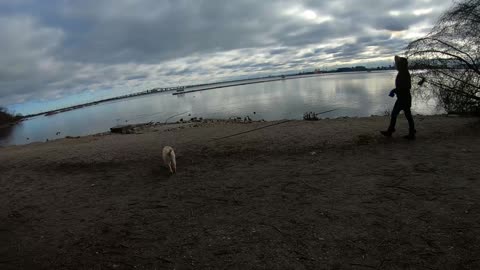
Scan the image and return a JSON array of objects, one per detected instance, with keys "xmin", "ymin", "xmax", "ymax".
[{"xmin": 0, "ymin": 0, "xmax": 453, "ymax": 113}]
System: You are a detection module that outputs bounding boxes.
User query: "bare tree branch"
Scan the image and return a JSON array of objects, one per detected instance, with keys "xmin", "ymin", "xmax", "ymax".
[{"xmin": 406, "ymin": 0, "xmax": 480, "ymax": 113}]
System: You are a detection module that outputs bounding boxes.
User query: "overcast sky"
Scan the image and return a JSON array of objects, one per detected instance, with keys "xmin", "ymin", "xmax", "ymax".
[{"xmin": 0, "ymin": 0, "xmax": 453, "ymax": 114}]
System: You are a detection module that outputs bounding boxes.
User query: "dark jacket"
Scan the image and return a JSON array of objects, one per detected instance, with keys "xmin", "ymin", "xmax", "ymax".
[{"xmin": 394, "ymin": 71, "xmax": 412, "ymax": 101}]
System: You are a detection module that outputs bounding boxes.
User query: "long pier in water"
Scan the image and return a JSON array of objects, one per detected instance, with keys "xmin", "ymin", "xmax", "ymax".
[{"xmin": 173, "ymin": 73, "xmax": 325, "ymax": 96}]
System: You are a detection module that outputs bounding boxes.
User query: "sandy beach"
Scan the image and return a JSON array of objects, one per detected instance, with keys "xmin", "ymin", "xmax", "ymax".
[{"xmin": 1, "ymin": 115, "xmax": 479, "ymax": 269}]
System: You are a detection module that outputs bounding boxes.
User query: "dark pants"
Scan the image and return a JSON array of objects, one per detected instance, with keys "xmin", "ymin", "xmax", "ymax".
[{"xmin": 389, "ymin": 98, "xmax": 415, "ymax": 133}]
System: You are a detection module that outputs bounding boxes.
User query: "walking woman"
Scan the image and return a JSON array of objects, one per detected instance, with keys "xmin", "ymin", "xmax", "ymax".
[{"xmin": 381, "ymin": 55, "xmax": 416, "ymax": 140}]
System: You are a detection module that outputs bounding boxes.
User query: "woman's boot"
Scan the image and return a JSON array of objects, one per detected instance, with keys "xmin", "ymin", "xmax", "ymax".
[{"xmin": 380, "ymin": 128, "xmax": 395, "ymax": 137}]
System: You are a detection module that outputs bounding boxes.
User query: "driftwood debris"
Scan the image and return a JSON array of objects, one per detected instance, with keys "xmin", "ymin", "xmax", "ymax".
[
  {"xmin": 110, "ymin": 122, "xmax": 153, "ymax": 134},
  {"xmin": 110, "ymin": 125, "xmax": 135, "ymax": 134}
]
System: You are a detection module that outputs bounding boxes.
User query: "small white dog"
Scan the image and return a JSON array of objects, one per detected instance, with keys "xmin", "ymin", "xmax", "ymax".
[{"xmin": 162, "ymin": 146, "xmax": 177, "ymax": 174}]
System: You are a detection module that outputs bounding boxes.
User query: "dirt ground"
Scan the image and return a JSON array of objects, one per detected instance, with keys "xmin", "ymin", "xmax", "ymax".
[{"xmin": 1, "ymin": 115, "xmax": 479, "ymax": 270}]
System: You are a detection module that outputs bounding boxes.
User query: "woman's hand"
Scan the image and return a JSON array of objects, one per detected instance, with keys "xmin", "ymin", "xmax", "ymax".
[{"xmin": 389, "ymin": 89, "xmax": 396, "ymax": 97}]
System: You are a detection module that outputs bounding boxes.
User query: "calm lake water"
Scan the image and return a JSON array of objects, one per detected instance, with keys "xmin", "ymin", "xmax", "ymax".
[{"xmin": 0, "ymin": 71, "xmax": 441, "ymax": 146}]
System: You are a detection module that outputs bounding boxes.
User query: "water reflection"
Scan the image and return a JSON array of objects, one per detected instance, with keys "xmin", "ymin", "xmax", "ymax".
[{"xmin": 0, "ymin": 71, "xmax": 441, "ymax": 146}]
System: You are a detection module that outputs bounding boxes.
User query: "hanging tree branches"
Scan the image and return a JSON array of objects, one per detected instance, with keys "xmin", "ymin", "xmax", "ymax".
[{"xmin": 406, "ymin": 0, "xmax": 480, "ymax": 114}]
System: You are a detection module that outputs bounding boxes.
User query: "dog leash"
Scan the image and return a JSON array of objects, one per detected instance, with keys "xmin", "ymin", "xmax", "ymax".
[
  {"xmin": 164, "ymin": 111, "xmax": 190, "ymax": 124},
  {"xmin": 211, "ymin": 108, "xmax": 340, "ymax": 141},
  {"xmin": 211, "ymin": 120, "xmax": 292, "ymax": 141}
]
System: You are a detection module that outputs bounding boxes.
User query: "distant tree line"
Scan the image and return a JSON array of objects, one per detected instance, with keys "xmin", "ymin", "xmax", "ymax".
[{"xmin": 300, "ymin": 65, "xmax": 395, "ymax": 76}]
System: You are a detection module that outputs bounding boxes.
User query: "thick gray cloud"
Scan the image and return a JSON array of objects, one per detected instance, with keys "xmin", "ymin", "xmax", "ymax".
[{"xmin": 0, "ymin": 0, "xmax": 453, "ymax": 111}]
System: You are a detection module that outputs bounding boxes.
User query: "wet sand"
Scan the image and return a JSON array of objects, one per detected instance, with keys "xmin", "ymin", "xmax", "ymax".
[{"xmin": 1, "ymin": 115, "xmax": 479, "ymax": 269}]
